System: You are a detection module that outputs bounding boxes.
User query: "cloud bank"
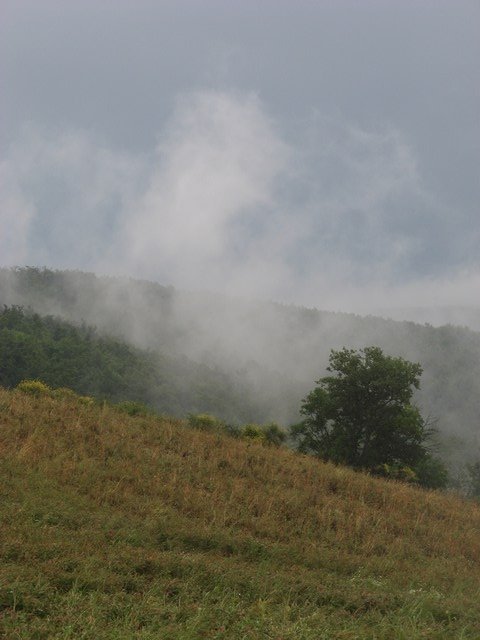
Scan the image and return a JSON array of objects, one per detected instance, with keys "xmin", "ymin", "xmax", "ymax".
[{"xmin": 1, "ymin": 90, "xmax": 478, "ymax": 318}]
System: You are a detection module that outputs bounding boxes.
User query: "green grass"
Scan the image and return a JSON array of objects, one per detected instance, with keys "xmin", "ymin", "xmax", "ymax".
[{"xmin": 1, "ymin": 387, "xmax": 480, "ymax": 638}]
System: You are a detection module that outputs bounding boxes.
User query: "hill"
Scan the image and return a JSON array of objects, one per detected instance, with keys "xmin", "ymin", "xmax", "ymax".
[
  {"xmin": 1, "ymin": 385, "xmax": 480, "ymax": 638},
  {"xmin": 1, "ymin": 266, "xmax": 480, "ymax": 468},
  {"xmin": 0, "ymin": 306, "xmax": 265, "ymax": 424}
]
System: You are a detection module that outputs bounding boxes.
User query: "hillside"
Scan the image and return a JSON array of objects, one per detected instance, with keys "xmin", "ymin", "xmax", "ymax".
[
  {"xmin": 0, "ymin": 306, "xmax": 265, "ymax": 423},
  {"xmin": 1, "ymin": 267, "xmax": 480, "ymax": 468},
  {"xmin": 1, "ymin": 386, "xmax": 480, "ymax": 639}
]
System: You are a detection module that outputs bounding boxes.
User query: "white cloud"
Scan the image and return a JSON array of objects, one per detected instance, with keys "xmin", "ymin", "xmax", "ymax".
[
  {"xmin": 1, "ymin": 91, "xmax": 479, "ymax": 321},
  {"xmin": 0, "ymin": 125, "xmax": 144, "ymax": 269},
  {"xmin": 110, "ymin": 91, "xmax": 289, "ymax": 288}
]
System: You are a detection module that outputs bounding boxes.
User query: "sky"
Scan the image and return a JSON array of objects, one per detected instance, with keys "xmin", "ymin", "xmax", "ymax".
[{"xmin": 1, "ymin": 0, "xmax": 479, "ymax": 315}]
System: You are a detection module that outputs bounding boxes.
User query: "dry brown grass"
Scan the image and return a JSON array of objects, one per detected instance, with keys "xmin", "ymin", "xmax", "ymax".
[{"xmin": 1, "ymin": 386, "xmax": 480, "ymax": 638}]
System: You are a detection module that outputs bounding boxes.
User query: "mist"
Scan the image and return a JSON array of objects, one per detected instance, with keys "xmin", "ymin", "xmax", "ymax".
[
  {"xmin": 1, "ymin": 90, "xmax": 479, "ymax": 325},
  {"xmin": 1, "ymin": 264, "xmax": 480, "ymax": 476}
]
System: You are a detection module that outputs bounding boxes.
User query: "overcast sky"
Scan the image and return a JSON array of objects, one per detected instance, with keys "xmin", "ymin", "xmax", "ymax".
[{"xmin": 1, "ymin": 0, "xmax": 479, "ymax": 314}]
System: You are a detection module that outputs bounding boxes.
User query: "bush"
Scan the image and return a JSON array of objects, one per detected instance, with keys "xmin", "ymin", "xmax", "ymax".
[
  {"xmin": 16, "ymin": 379, "xmax": 52, "ymax": 397},
  {"xmin": 241, "ymin": 422, "xmax": 287, "ymax": 446},
  {"xmin": 187, "ymin": 413, "xmax": 225, "ymax": 432},
  {"xmin": 242, "ymin": 423, "xmax": 266, "ymax": 442},
  {"xmin": 262, "ymin": 422, "xmax": 287, "ymax": 447},
  {"xmin": 52, "ymin": 387, "xmax": 78, "ymax": 400}
]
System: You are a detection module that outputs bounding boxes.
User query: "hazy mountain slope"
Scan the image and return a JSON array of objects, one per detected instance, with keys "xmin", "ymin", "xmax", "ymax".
[
  {"xmin": 2, "ymin": 386, "xmax": 480, "ymax": 639},
  {"xmin": 1, "ymin": 267, "xmax": 479, "ymax": 464},
  {"xmin": 0, "ymin": 306, "xmax": 270, "ymax": 423}
]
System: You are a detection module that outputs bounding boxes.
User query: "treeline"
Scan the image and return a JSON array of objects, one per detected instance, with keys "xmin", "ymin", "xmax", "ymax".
[{"xmin": 0, "ymin": 306, "xmax": 267, "ymax": 423}]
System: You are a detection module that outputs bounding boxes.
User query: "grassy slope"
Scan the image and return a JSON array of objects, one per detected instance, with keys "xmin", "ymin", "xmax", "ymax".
[{"xmin": 1, "ymin": 388, "xmax": 480, "ymax": 639}]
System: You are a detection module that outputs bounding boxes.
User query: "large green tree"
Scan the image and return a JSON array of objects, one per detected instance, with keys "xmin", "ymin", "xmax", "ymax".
[{"xmin": 292, "ymin": 346, "xmax": 447, "ymax": 487}]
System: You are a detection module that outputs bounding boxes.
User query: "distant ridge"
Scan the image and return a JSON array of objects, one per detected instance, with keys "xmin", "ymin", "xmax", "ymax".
[{"xmin": 373, "ymin": 306, "xmax": 480, "ymax": 332}]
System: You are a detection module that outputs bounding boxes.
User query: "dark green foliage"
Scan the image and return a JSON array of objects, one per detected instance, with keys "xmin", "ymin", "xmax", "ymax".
[
  {"xmin": 0, "ymin": 306, "xmax": 262, "ymax": 422},
  {"xmin": 0, "ymin": 307, "xmax": 46, "ymax": 386},
  {"xmin": 262, "ymin": 422, "xmax": 287, "ymax": 446},
  {"xmin": 292, "ymin": 347, "xmax": 447, "ymax": 488},
  {"xmin": 415, "ymin": 455, "xmax": 450, "ymax": 490},
  {"xmin": 0, "ymin": 305, "xmax": 161, "ymax": 405}
]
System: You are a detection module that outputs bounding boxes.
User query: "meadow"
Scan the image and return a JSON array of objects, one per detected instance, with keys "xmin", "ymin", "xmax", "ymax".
[{"xmin": 1, "ymin": 386, "xmax": 480, "ymax": 639}]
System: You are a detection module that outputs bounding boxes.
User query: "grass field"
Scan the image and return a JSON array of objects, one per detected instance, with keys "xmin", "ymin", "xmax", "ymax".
[{"xmin": 1, "ymin": 386, "xmax": 480, "ymax": 639}]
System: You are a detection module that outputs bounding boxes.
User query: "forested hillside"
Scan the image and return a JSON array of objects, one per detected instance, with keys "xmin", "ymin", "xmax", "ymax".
[
  {"xmin": 0, "ymin": 306, "xmax": 268, "ymax": 423},
  {"xmin": 1, "ymin": 267, "xmax": 480, "ymax": 466}
]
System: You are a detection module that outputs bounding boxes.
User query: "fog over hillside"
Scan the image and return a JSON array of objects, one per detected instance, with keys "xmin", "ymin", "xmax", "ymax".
[{"xmin": 1, "ymin": 267, "xmax": 479, "ymax": 470}]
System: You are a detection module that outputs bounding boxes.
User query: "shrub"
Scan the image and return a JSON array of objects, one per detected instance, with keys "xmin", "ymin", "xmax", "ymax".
[
  {"xmin": 52, "ymin": 387, "xmax": 78, "ymax": 400},
  {"xmin": 262, "ymin": 422, "xmax": 287, "ymax": 447},
  {"xmin": 241, "ymin": 424, "xmax": 267, "ymax": 442},
  {"xmin": 241, "ymin": 422, "xmax": 287, "ymax": 446},
  {"xmin": 187, "ymin": 413, "xmax": 225, "ymax": 432},
  {"xmin": 16, "ymin": 379, "xmax": 52, "ymax": 398}
]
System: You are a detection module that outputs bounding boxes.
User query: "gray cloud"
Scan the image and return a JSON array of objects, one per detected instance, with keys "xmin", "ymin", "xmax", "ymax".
[
  {"xmin": 1, "ymin": 90, "xmax": 479, "ymax": 320},
  {"xmin": 1, "ymin": 124, "xmax": 145, "ymax": 268}
]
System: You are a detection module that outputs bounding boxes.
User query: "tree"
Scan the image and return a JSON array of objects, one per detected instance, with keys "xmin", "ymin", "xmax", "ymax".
[{"xmin": 291, "ymin": 346, "xmax": 447, "ymax": 487}]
